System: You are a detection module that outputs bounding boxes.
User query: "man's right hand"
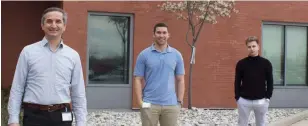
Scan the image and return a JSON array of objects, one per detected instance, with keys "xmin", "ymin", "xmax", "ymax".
[{"xmin": 8, "ymin": 123, "xmax": 20, "ymax": 126}]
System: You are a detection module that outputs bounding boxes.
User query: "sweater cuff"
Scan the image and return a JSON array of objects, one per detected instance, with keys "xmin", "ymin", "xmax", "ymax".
[
  {"xmin": 8, "ymin": 115, "xmax": 19, "ymax": 124},
  {"xmin": 265, "ymin": 94, "xmax": 271, "ymax": 99},
  {"xmin": 235, "ymin": 96, "xmax": 240, "ymax": 101}
]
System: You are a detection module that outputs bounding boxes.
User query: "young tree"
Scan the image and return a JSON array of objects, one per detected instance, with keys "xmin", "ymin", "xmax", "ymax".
[{"xmin": 158, "ymin": 1, "xmax": 238, "ymax": 109}]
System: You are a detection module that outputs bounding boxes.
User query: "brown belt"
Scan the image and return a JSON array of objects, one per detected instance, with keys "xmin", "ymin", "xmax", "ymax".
[{"xmin": 22, "ymin": 102, "xmax": 70, "ymax": 112}]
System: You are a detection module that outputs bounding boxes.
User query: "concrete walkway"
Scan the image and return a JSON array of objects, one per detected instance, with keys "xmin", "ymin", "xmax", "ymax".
[
  {"xmin": 291, "ymin": 118, "xmax": 308, "ymax": 126},
  {"xmin": 269, "ymin": 109, "xmax": 308, "ymax": 126}
]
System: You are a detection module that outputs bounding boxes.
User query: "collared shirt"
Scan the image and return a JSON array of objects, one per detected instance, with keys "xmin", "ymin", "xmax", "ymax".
[
  {"xmin": 133, "ymin": 44, "xmax": 185, "ymax": 105},
  {"xmin": 8, "ymin": 38, "xmax": 87, "ymax": 126}
]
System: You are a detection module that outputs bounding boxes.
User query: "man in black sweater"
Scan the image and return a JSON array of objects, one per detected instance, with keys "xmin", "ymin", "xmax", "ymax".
[{"xmin": 234, "ymin": 36, "xmax": 273, "ymax": 126}]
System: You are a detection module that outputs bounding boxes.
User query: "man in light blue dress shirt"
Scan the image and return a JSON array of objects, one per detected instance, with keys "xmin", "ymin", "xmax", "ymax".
[{"xmin": 7, "ymin": 7, "xmax": 87, "ymax": 126}]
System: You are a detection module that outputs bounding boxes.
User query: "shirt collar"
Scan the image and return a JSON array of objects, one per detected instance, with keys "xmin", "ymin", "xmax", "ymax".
[
  {"xmin": 40, "ymin": 37, "xmax": 64, "ymax": 48},
  {"xmin": 151, "ymin": 43, "xmax": 172, "ymax": 53}
]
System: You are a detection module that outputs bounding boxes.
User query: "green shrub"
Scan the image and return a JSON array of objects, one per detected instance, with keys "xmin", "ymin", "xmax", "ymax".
[{"xmin": 1, "ymin": 86, "xmax": 23, "ymax": 126}]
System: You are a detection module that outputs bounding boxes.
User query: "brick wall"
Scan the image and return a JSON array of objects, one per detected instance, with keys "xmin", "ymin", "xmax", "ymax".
[{"xmin": 62, "ymin": 1, "xmax": 308, "ymax": 108}]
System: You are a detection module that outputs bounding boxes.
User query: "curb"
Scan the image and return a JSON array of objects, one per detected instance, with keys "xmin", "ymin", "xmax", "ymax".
[{"xmin": 269, "ymin": 109, "xmax": 308, "ymax": 126}]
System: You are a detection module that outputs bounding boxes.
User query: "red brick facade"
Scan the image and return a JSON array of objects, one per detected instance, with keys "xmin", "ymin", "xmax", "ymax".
[{"xmin": 2, "ymin": 1, "xmax": 308, "ymax": 108}]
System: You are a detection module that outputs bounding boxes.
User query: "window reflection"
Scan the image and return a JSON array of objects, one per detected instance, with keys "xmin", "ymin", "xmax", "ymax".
[
  {"xmin": 285, "ymin": 26, "xmax": 307, "ymax": 85},
  {"xmin": 87, "ymin": 14, "xmax": 130, "ymax": 84},
  {"xmin": 262, "ymin": 25, "xmax": 284, "ymax": 85},
  {"xmin": 262, "ymin": 24, "xmax": 307, "ymax": 86}
]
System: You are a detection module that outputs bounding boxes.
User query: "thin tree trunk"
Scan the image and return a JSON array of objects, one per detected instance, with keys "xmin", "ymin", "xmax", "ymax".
[{"xmin": 188, "ymin": 46, "xmax": 194, "ymax": 109}]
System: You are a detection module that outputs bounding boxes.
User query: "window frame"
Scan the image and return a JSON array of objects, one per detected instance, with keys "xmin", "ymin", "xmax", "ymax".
[
  {"xmin": 86, "ymin": 12, "xmax": 134, "ymax": 87},
  {"xmin": 262, "ymin": 21, "xmax": 308, "ymax": 87}
]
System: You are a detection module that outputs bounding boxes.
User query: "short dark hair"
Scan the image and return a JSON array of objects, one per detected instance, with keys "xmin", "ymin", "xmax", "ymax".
[
  {"xmin": 153, "ymin": 23, "xmax": 168, "ymax": 33},
  {"xmin": 41, "ymin": 7, "xmax": 67, "ymax": 24},
  {"xmin": 245, "ymin": 36, "xmax": 259, "ymax": 45}
]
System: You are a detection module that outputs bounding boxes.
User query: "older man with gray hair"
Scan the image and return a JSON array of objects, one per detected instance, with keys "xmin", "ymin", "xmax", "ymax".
[{"xmin": 7, "ymin": 7, "xmax": 87, "ymax": 126}]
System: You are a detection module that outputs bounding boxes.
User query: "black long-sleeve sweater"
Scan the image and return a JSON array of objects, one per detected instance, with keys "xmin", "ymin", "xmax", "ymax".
[{"xmin": 234, "ymin": 55, "xmax": 273, "ymax": 101}]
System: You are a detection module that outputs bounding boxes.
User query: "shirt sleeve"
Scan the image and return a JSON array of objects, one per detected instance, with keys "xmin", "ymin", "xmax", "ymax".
[
  {"xmin": 8, "ymin": 48, "xmax": 28, "ymax": 124},
  {"xmin": 175, "ymin": 51, "xmax": 185, "ymax": 75},
  {"xmin": 266, "ymin": 60, "xmax": 274, "ymax": 99},
  {"xmin": 133, "ymin": 53, "xmax": 146, "ymax": 77},
  {"xmin": 234, "ymin": 61, "xmax": 242, "ymax": 101},
  {"xmin": 71, "ymin": 53, "xmax": 87, "ymax": 126}
]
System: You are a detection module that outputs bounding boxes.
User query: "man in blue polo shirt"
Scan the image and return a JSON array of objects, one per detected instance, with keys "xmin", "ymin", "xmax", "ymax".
[{"xmin": 133, "ymin": 22, "xmax": 185, "ymax": 126}]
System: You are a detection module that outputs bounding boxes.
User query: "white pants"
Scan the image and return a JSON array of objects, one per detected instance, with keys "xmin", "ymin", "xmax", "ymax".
[{"xmin": 237, "ymin": 97, "xmax": 270, "ymax": 126}]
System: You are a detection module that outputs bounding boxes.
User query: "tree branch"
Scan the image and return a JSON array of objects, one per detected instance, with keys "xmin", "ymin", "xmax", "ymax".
[
  {"xmin": 187, "ymin": 1, "xmax": 195, "ymax": 39},
  {"xmin": 193, "ymin": 20, "xmax": 203, "ymax": 29},
  {"xmin": 115, "ymin": 22, "xmax": 125, "ymax": 42},
  {"xmin": 186, "ymin": 23, "xmax": 192, "ymax": 47},
  {"xmin": 122, "ymin": 21, "xmax": 128, "ymax": 43},
  {"xmin": 193, "ymin": 1, "xmax": 212, "ymax": 45}
]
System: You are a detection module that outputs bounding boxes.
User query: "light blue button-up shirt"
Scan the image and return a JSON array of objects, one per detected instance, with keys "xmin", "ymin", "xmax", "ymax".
[
  {"xmin": 7, "ymin": 38, "xmax": 87, "ymax": 126},
  {"xmin": 134, "ymin": 44, "xmax": 185, "ymax": 105}
]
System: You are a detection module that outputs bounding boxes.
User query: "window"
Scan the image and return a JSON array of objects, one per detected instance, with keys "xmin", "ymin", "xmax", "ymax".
[
  {"xmin": 262, "ymin": 22, "xmax": 308, "ymax": 86},
  {"xmin": 87, "ymin": 13, "xmax": 132, "ymax": 84}
]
